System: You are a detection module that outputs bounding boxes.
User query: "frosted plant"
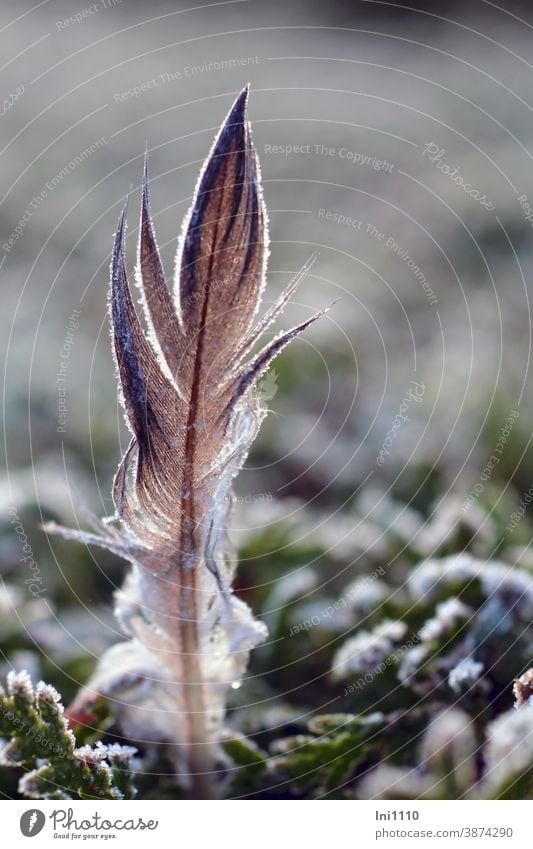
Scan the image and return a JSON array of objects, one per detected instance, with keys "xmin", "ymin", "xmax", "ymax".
[
  {"xmin": 358, "ymin": 765, "xmax": 437, "ymax": 800},
  {"xmin": 408, "ymin": 553, "xmax": 533, "ymax": 623},
  {"xmin": 46, "ymin": 87, "xmax": 324, "ymax": 797},
  {"xmin": 483, "ymin": 704, "xmax": 533, "ymax": 798},
  {"xmin": 448, "ymin": 657, "xmax": 485, "ymax": 695},
  {"xmin": 418, "ymin": 598, "xmax": 473, "ymax": 642},
  {"xmin": 343, "ymin": 577, "xmax": 390, "ymax": 617},
  {"xmin": 513, "ymin": 668, "xmax": 533, "ymax": 708},
  {"xmin": 0, "ymin": 671, "xmax": 137, "ymax": 799},
  {"xmin": 331, "ymin": 620, "xmax": 407, "ymax": 679}
]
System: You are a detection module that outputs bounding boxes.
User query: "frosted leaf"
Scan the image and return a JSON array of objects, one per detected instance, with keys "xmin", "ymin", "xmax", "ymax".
[
  {"xmin": 483, "ymin": 705, "xmax": 533, "ymax": 795},
  {"xmin": 422, "ymin": 708, "xmax": 476, "ymax": 789},
  {"xmin": 419, "ymin": 598, "xmax": 472, "ymax": 642},
  {"xmin": 342, "ymin": 577, "xmax": 389, "ymax": 615},
  {"xmin": 409, "ymin": 553, "xmax": 533, "ymax": 622},
  {"xmin": 7, "ymin": 670, "xmax": 34, "ymax": 704},
  {"xmin": 359, "ymin": 765, "xmax": 436, "ymax": 800},
  {"xmin": 513, "ymin": 668, "xmax": 533, "ymax": 709},
  {"xmin": 448, "ymin": 658, "xmax": 484, "ymax": 694},
  {"xmin": 332, "ymin": 620, "xmax": 407, "ymax": 679}
]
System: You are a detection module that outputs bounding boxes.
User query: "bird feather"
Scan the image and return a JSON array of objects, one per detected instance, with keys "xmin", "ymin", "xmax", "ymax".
[{"xmin": 46, "ymin": 87, "xmax": 324, "ymax": 796}]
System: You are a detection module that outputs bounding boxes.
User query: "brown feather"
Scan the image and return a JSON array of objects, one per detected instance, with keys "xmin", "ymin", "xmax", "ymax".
[{"xmin": 46, "ymin": 86, "xmax": 325, "ymax": 797}]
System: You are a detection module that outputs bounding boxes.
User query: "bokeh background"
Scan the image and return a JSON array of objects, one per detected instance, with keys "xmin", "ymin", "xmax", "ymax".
[{"xmin": 3, "ymin": 0, "xmax": 533, "ymax": 798}]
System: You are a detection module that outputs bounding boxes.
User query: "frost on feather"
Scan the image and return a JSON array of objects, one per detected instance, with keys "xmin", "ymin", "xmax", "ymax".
[{"xmin": 46, "ymin": 87, "xmax": 325, "ymax": 793}]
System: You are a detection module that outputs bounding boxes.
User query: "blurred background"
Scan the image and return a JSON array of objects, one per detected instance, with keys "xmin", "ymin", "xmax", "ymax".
[{"xmin": 2, "ymin": 0, "xmax": 533, "ymax": 747}]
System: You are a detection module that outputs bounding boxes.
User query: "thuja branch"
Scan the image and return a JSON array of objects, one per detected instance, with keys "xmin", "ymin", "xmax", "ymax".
[{"xmin": 0, "ymin": 671, "xmax": 137, "ymax": 800}]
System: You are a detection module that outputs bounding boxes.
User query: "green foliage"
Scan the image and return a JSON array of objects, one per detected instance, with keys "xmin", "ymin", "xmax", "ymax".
[
  {"xmin": 222, "ymin": 490, "xmax": 533, "ymax": 799},
  {"xmin": 222, "ymin": 710, "xmax": 430, "ymax": 798},
  {"xmin": 4, "ymin": 482, "xmax": 533, "ymax": 799},
  {"xmin": 0, "ymin": 671, "xmax": 137, "ymax": 800},
  {"xmin": 221, "ymin": 733, "xmax": 269, "ymax": 796},
  {"xmin": 269, "ymin": 712, "xmax": 385, "ymax": 796}
]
